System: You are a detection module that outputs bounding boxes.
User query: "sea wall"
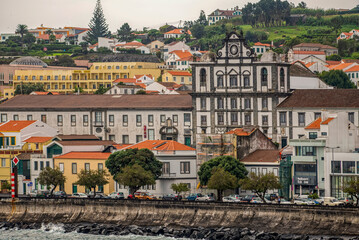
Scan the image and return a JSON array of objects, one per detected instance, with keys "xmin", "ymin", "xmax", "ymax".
[{"xmin": 0, "ymin": 198, "xmax": 359, "ymax": 236}]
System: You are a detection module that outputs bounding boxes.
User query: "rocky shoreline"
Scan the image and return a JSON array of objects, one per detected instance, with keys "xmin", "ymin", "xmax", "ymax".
[{"xmin": 0, "ymin": 222, "xmax": 357, "ymax": 240}]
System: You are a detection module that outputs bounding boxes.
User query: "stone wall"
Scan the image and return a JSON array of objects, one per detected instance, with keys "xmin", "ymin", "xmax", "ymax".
[{"xmin": 1, "ymin": 199, "xmax": 359, "ymax": 236}]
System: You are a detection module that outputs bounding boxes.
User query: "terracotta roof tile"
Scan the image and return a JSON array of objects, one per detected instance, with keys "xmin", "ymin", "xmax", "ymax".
[
  {"xmin": 329, "ymin": 63, "xmax": 355, "ymax": 70},
  {"xmin": 113, "ymin": 78, "xmax": 136, "ymax": 84},
  {"xmin": 241, "ymin": 150, "xmax": 280, "ymax": 163},
  {"xmin": 305, "ymin": 117, "xmax": 321, "ymax": 130},
  {"xmin": 254, "ymin": 42, "xmax": 271, "ymax": 47},
  {"xmin": 167, "ymin": 71, "xmax": 192, "ymax": 76},
  {"xmin": 36, "ymin": 34, "xmax": 64, "ymax": 40},
  {"xmin": 293, "ymin": 43, "xmax": 337, "ymax": 50},
  {"xmin": 345, "ymin": 65, "xmax": 359, "ymax": 72},
  {"xmin": 54, "ymin": 152, "xmax": 111, "ymax": 159},
  {"xmin": 293, "ymin": 50, "xmax": 325, "ymax": 55},
  {"xmin": 326, "ymin": 61, "xmax": 341, "ymax": 66},
  {"xmin": 24, "ymin": 136, "xmax": 53, "ymax": 143},
  {"xmin": 0, "ymin": 120, "xmax": 36, "ymax": 132},
  {"xmin": 321, "ymin": 118, "xmax": 335, "ymax": 125},
  {"xmin": 170, "ymin": 50, "xmax": 192, "ymax": 59},
  {"xmin": 113, "ymin": 144, "xmax": 132, "ymax": 150},
  {"xmin": 165, "ymin": 29, "xmax": 191, "ymax": 35},
  {"xmin": 305, "ymin": 62, "xmax": 315, "ymax": 68},
  {"xmin": 226, "ymin": 128, "xmax": 256, "ymax": 136},
  {"xmin": 124, "ymin": 140, "xmax": 195, "ymax": 151}
]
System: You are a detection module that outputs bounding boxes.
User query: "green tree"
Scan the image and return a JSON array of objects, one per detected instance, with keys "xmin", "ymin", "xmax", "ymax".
[
  {"xmin": 116, "ymin": 164, "xmax": 155, "ymax": 194},
  {"xmin": 15, "ymin": 24, "xmax": 28, "ymax": 39},
  {"xmin": 135, "ymin": 90, "xmax": 146, "ymax": 95},
  {"xmin": 97, "ymin": 47, "xmax": 112, "ymax": 53},
  {"xmin": 73, "ymin": 85, "xmax": 84, "ymax": 94},
  {"xmin": 239, "ymin": 172, "xmax": 281, "ymax": 203},
  {"xmin": 49, "ymin": 34, "xmax": 56, "ymax": 44},
  {"xmin": 191, "ymin": 24, "xmax": 205, "ymax": 39},
  {"xmin": 198, "ymin": 156, "xmax": 248, "ymax": 186},
  {"xmin": 343, "ymin": 177, "xmax": 359, "ymax": 206},
  {"xmin": 75, "ymin": 169, "xmax": 109, "ymax": 197},
  {"xmin": 148, "ymin": 29, "xmax": 161, "ymax": 41},
  {"xmin": 326, "ymin": 54, "xmax": 341, "ymax": 61},
  {"xmin": 171, "ymin": 183, "xmax": 190, "ymax": 195},
  {"xmin": 297, "ymin": 1, "xmax": 307, "ymax": 8},
  {"xmin": 45, "ymin": 29, "xmax": 53, "ymax": 35},
  {"xmin": 207, "ymin": 167, "xmax": 238, "ymax": 201},
  {"xmin": 351, "ymin": 52, "xmax": 359, "ymax": 60},
  {"xmin": 196, "ymin": 10, "xmax": 208, "ymax": 26},
  {"xmin": 38, "ymin": 167, "xmax": 66, "ymax": 196},
  {"xmin": 23, "ymin": 33, "xmax": 36, "ymax": 49},
  {"xmin": 319, "ymin": 70, "xmax": 356, "ymax": 89},
  {"xmin": 94, "ymin": 85, "xmax": 110, "ymax": 94},
  {"xmin": 106, "ymin": 148, "xmax": 162, "ymax": 193},
  {"xmin": 14, "ymin": 83, "xmax": 45, "ymax": 95},
  {"xmin": 51, "ymin": 55, "xmax": 75, "ymax": 67},
  {"xmin": 86, "ymin": 0, "xmax": 110, "ymax": 43},
  {"xmin": 117, "ymin": 23, "xmax": 134, "ymax": 42}
]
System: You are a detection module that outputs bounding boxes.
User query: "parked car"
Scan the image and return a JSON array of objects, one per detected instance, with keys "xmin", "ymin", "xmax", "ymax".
[
  {"xmin": 250, "ymin": 197, "xmax": 263, "ymax": 203},
  {"xmin": 108, "ymin": 192, "xmax": 125, "ymax": 199},
  {"xmin": 195, "ymin": 195, "xmax": 215, "ymax": 202},
  {"xmin": 223, "ymin": 196, "xmax": 235, "ymax": 202},
  {"xmin": 134, "ymin": 192, "xmax": 157, "ymax": 200},
  {"xmin": 72, "ymin": 193, "xmax": 88, "ymax": 198},
  {"xmin": 162, "ymin": 194, "xmax": 182, "ymax": 201},
  {"xmin": 88, "ymin": 191, "xmax": 108, "ymax": 198},
  {"xmin": 293, "ymin": 198, "xmax": 308, "ymax": 205},
  {"xmin": 53, "ymin": 191, "xmax": 67, "ymax": 198},
  {"xmin": 227, "ymin": 194, "xmax": 242, "ymax": 202},
  {"xmin": 313, "ymin": 198, "xmax": 324, "ymax": 205},
  {"xmin": 186, "ymin": 193, "xmax": 203, "ymax": 201},
  {"xmin": 36, "ymin": 190, "xmax": 50, "ymax": 198},
  {"xmin": 338, "ymin": 197, "xmax": 354, "ymax": 205},
  {"xmin": 323, "ymin": 197, "xmax": 344, "ymax": 206},
  {"xmin": 240, "ymin": 195, "xmax": 257, "ymax": 203},
  {"xmin": 28, "ymin": 189, "xmax": 38, "ymax": 197}
]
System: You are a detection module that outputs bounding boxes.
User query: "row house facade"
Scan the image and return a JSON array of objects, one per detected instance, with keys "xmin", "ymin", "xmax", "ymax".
[
  {"xmin": 191, "ymin": 31, "xmax": 291, "ymax": 144},
  {"xmin": 0, "ymin": 95, "xmax": 193, "ymax": 146}
]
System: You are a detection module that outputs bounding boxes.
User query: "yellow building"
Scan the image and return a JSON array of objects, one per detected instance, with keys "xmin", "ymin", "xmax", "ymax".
[
  {"xmin": 2, "ymin": 88, "xmax": 14, "ymax": 100},
  {"xmin": 162, "ymin": 70, "xmax": 192, "ymax": 85},
  {"xmin": 13, "ymin": 62, "xmax": 164, "ymax": 94},
  {"xmin": 53, "ymin": 152, "xmax": 114, "ymax": 195}
]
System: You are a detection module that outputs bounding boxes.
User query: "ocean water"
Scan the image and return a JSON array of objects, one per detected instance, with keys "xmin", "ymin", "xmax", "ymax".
[{"xmin": 0, "ymin": 224, "xmax": 184, "ymax": 240}]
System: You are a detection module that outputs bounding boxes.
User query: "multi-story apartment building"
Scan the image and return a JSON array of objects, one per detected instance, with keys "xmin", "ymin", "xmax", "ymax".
[
  {"xmin": 191, "ymin": 31, "xmax": 291, "ymax": 144},
  {"xmin": 13, "ymin": 62, "xmax": 163, "ymax": 94},
  {"xmin": 0, "ymin": 95, "xmax": 193, "ymax": 146},
  {"xmin": 276, "ymin": 89, "xmax": 359, "ymax": 147},
  {"xmin": 208, "ymin": 8, "xmax": 242, "ymax": 25}
]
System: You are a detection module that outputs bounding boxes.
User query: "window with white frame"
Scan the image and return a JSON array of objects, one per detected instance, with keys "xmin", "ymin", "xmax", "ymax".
[{"xmin": 180, "ymin": 162, "xmax": 190, "ymax": 174}]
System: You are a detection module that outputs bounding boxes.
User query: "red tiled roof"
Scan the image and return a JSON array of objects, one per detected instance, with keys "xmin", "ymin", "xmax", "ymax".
[
  {"xmin": 305, "ymin": 117, "xmax": 322, "ymax": 130},
  {"xmin": 124, "ymin": 140, "xmax": 195, "ymax": 151},
  {"xmin": 305, "ymin": 62, "xmax": 315, "ymax": 68},
  {"xmin": 226, "ymin": 128, "xmax": 256, "ymax": 136},
  {"xmin": 134, "ymin": 74, "xmax": 153, "ymax": 80},
  {"xmin": 36, "ymin": 34, "xmax": 64, "ymax": 40},
  {"xmin": 135, "ymin": 83, "xmax": 146, "ymax": 89},
  {"xmin": 170, "ymin": 50, "xmax": 192, "ymax": 59},
  {"xmin": 165, "ymin": 29, "xmax": 191, "ymax": 35},
  {"xmin": 31, "ymin": 91, "xmax": 60, "ymax": 95},
  {"xmin": 254, "ymin": 42, "xmax": 271, "ymax": 47},
  {"xmin": 329, "ymin": 63, "xmax": 355, "ymax": 70},
  {"xmin": 116, "ymin": 41, "xmax": 145, "ymax": 47},
  {"xmin": 0, "ymin": 121, "xmax": 36, "ymax": 132},
  {"xmin": 167, "ymin": 71, "xmax": 192, "ymax": 76},
  {"xmin": 293, "ymin": 50, "xmax": 325, "ymax": 55},
  {"xmin": 241, "ymin": 150, "xmax": 280, "ymax": 163},
  {"xmin": 113, "ymin": 78, "xmax": 136, "ymax": 84},
  {"xmin": 321, "ymin": 118, "xmax": 335, "ymax": 125},
  {"xmin": 113, "ymin": 144, "xmax": 132, "ymax": 150},
  {"xmin": 54, "ymin": 152, "xmax": 111, "ymax": 159},
  {"xmin": 345, "ymin": 65, "xmax": 359, "ymax": 72},
  {"xmin": 89, "ymin": 43, "xmax": 98, "ymax": 49},
  {"xmin": 24, "ymin": 136, "xmax": 53, "ymax": 143}
]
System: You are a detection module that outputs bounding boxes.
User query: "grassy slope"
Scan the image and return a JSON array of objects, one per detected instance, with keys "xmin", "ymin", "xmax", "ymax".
[{"xmin": 241, "ymin": 24, "xmax": 358, "ymax": 41}]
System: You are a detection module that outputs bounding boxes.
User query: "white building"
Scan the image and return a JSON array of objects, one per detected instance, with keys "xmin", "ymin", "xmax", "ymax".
[
  {"xmin": 164, "ymin": 29, "xmax": 191, "ymax": 39},
  {"xmin": 288, "ymin": 49, "xmax": 326, "ymax": 62},
  {"xmin": 162, "ymin": 41, "xmax": 190, "ymax": 61},
  {"xmin": 0, "ymin": 33, "xmax": 19, "ymax": 42},
  {"xmin": 105, "ymin": 84, "xmax": 144, "ymax": 95},
  {"xmin": 115, "ymin": 140, "xmax": 197, "ymax": 197},
  {"xmin": 166, "ymin": 50, "xmax": 194, "ymax": 70},
  {"xmin": 253, "ymin": 42, "xmax": 271, "ymax": 55},
  {"xmin": 290, "ymin": 62, "xmax": 331, "ymax": 90},
  {"xmin": 208, "ymin": 8, "xmax": 242, "ymax": 25},
  {"xmin": 277, "ymin": 89, "xmax": 359, "ymax": 148},
  {"xmin": 0, "ymin": 95, "xmax": 193, "ymax": 146}
]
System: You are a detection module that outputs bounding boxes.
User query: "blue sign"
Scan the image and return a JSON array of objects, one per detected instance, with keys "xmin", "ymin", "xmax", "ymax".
[{"xmin": 28, "ymin": 182, "xmax": 33, "ymax": 187}]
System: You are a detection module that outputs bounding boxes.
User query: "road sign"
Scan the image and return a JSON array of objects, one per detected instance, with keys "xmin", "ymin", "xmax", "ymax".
[
  {"xmin": 12, "ymin": 157, "xmax": 19, "ymax": 166},
  {"xmin": 27, "ymin": 182, "xmax": 33, "ymax": 187}
]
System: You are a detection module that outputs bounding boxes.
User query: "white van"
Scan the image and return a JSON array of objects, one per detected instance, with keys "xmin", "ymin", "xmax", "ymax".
[{"xmin": 323, "ymin": 197, "xmax": 344, "ymax": 206}]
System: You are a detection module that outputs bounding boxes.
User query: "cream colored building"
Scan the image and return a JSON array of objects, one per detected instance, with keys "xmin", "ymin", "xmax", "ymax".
[{"xmin": 162, "ymin": 71, "xmax": 192, "ymax": 85}]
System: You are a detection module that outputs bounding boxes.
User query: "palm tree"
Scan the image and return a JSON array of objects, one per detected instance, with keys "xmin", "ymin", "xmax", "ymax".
[
  {"xmin": 15, "ymin": 24, "xmax": 28, "ymax": 39},
  {"xmin": 45, "ymin": 29, "xmax": 53, "ymax": 35}
]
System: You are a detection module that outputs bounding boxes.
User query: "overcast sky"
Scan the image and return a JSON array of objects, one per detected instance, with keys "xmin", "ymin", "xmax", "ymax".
[{"xmin": 0, "ymin": 0, "xmax": 357, "ymax": 33}]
